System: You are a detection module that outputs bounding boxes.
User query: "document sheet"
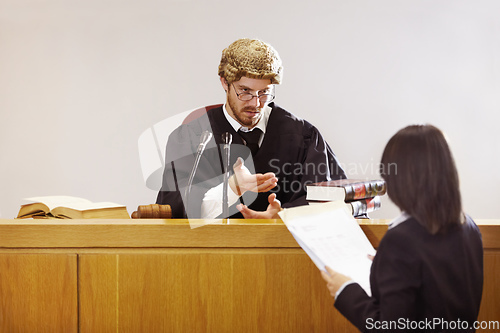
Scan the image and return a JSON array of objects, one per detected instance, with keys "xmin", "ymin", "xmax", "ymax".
[{"xmin": 279, "ymin": 201, "xmax": 376, "ymax": 295}]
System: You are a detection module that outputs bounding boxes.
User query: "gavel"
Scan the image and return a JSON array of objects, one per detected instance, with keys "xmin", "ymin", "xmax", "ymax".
[{"xmin": 131, "ymin": 204, "xmax": 171, "ymax": 219}]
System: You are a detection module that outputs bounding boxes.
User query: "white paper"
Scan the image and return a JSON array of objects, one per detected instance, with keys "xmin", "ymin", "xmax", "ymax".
[{"xmin": 279, "ymin": 201, "xmax": 375, "ymax": 296}]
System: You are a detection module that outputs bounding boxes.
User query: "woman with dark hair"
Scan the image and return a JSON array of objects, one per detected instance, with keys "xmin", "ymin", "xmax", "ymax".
[{"xmin": 321, "ymin": 124, "xmax": 483, "ymax": 332}]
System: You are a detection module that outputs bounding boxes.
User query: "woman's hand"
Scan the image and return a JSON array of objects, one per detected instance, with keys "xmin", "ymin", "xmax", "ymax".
[{"xmin": 321, "ymin": 266, "xmax": 352, "ymax": 298}]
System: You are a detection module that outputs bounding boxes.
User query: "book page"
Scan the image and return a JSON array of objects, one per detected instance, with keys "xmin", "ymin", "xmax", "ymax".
[
  {"xmin": 279, "ymin": 201, "xmax": 375, "ymax": 296},
  {"xmin": 54, "ymin": 201, "xmax": 125, "ymax": 211},
  {"xmin": 24, "ymin": 196, "xmax": 92, "ymax": 211}
]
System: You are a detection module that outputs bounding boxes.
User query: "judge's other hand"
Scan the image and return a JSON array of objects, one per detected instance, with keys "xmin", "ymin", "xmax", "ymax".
[
  {"xmin": 237, "ymin": 193, "xmax": 282, "ymax": 219},
  {"xmin": 229, "ymin": 157, "xmax": 277, "ymax": 196},
  {"xmin": 321, "ymin": 266, "xmax": 352, "ymax": 298}
]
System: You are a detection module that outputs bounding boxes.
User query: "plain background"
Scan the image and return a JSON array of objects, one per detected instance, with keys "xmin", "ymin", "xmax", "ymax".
[{"xmin": 1, "ymin": 0, "xmax": 499, "ymax": 219}]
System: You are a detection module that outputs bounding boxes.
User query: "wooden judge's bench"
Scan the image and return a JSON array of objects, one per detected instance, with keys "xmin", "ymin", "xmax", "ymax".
[{"xmin": 0, "ymin": 218, "xmax": 498, "ymax": 332}]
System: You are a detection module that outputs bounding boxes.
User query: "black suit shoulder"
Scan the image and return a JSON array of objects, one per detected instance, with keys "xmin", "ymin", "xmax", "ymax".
[{"xmin": 335, "ymin": 215, "xmax": 483, "ymax": 332}]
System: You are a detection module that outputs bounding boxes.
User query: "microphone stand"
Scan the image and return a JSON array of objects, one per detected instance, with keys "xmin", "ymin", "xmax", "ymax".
[
  {"xmin": 184, "ymin": 131, "xmax": 212, "ymax": 217},
  {"xmin": 222, "ymin": 132, "xmax": 232, "ymax": 221}
]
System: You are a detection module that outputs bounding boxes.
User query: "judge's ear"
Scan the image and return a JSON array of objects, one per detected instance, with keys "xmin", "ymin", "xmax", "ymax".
[{"xmin": 220, "ymin": 77, "xmax": 229, "ymax": 92}]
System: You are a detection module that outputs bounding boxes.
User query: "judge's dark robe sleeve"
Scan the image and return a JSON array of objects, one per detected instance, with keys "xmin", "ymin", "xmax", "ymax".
[
  {"xmin": 277, "ymin": 124, "xmax": 346, "ymax": 209},
  {"xmin": 156, "ymin": 120, "xmax": 223, "ymax": 218}
]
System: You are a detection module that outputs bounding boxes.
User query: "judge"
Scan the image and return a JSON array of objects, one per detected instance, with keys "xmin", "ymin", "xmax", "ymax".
[{"xmin": 156, "ymin": 38, "xmax": 346, "ymax": 219}]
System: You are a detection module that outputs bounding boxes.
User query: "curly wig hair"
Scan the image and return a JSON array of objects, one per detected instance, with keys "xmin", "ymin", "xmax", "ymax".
[{"xmin": 218, "ymin": 38, "xmax": 283, "ymax": 84}]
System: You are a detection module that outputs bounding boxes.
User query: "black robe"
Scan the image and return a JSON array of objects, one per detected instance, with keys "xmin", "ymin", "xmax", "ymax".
[{"xmin": 156, "ymin": 103, "xmax": 346, "ymax": 218}]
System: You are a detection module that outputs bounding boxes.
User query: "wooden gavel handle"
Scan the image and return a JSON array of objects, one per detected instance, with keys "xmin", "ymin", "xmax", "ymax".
[{"xmin": 131, "ymin": 204, "xmax": 172, "ymax": 219}]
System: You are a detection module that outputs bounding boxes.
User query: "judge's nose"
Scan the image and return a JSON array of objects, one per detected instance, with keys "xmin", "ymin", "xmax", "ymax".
[{"xmin": 248, "ymin": 96, "xmax": 262, "ymax": 108}]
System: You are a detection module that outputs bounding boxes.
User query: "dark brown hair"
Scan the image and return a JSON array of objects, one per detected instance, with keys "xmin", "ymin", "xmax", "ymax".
[{"xmin": 380, "ymin": 124, "xmax": 462, "ymax": 234}]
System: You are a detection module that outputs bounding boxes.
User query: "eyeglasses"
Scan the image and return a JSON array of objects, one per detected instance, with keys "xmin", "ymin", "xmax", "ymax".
[{"xmin": 231, "ymin": 84, "xmax": 275, "ymax": 103}]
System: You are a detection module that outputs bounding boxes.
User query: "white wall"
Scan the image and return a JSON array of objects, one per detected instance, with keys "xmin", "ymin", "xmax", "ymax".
[{"xmin": 1, "ymin": 0, "xmax": 499, "ymax": 219}]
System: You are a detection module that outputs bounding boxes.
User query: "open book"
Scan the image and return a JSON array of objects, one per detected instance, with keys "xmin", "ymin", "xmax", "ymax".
[
  {"xmin": 278, "ymin": 201, "xmax": 375, "ymax": 295},
  {"xmin": 17, "ymin": 196, "xmax": 130, "ymax": 219}
]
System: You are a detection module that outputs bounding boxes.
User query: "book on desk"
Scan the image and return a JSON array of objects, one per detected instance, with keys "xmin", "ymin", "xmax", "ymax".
[{"xmin": 16, "ymin": 195, "xmax": 130, "ymax": 219}]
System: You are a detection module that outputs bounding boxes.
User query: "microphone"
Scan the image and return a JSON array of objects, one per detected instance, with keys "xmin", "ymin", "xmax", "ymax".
[
  {"xmin": 222, "ymin": 132, "xmax": 232, "ymax": 150},
  {"xmin": 222, "ymin": 132, "xmax": 232, "ymax": 219},
  {"xmin": 197, "ymin": 130, "xmax": 213, "ymax": 155},
  {"xmin": 184, "ymin": 131, "xmax": 213, "ymax": 216}
]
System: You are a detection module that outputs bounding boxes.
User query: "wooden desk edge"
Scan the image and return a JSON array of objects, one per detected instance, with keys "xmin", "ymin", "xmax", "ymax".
[{"xmin": 0, "ymin": 219, "xmax": 498, "ymax": 249}]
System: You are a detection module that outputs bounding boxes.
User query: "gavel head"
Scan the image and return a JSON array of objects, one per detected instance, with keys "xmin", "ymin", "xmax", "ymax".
[{"xmin": 131, "ymin": 204, "xmax": 171, "ymax": 219}]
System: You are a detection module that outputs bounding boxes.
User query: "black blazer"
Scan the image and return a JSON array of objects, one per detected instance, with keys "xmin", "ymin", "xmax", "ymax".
[{"xmin": 335, "ymin": 215, "xmax": 483, "ymax": 332}]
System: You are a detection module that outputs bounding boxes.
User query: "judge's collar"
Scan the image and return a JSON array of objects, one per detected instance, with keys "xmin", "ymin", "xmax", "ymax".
[{"xmin": 222, "ymin": 104, "xmax": 271, "ymax": 134}]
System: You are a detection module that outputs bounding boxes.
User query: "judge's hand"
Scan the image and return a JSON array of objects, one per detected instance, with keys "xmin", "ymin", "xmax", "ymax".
[
  {"xmin": 321, "ymin": 266, "xmax": 352, "ymax": 298},
  {"xmin": 237, "ymin": 193, "xmax": 282, "ymax": 219},
  {"xmin": 229, "ymin": 157, "xmax": 277, "ymax": 196}
]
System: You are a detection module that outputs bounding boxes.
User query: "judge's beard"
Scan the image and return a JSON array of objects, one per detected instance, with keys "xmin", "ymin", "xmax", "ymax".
[{"xmin": 227, "ymin": 96, "xmax": 262, "ymax": 128}]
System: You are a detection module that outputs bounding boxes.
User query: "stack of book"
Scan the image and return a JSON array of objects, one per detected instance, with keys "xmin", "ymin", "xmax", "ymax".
[{"xmin": 306, "ymin": 179, "xmax": 386, "ymax": 217}]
